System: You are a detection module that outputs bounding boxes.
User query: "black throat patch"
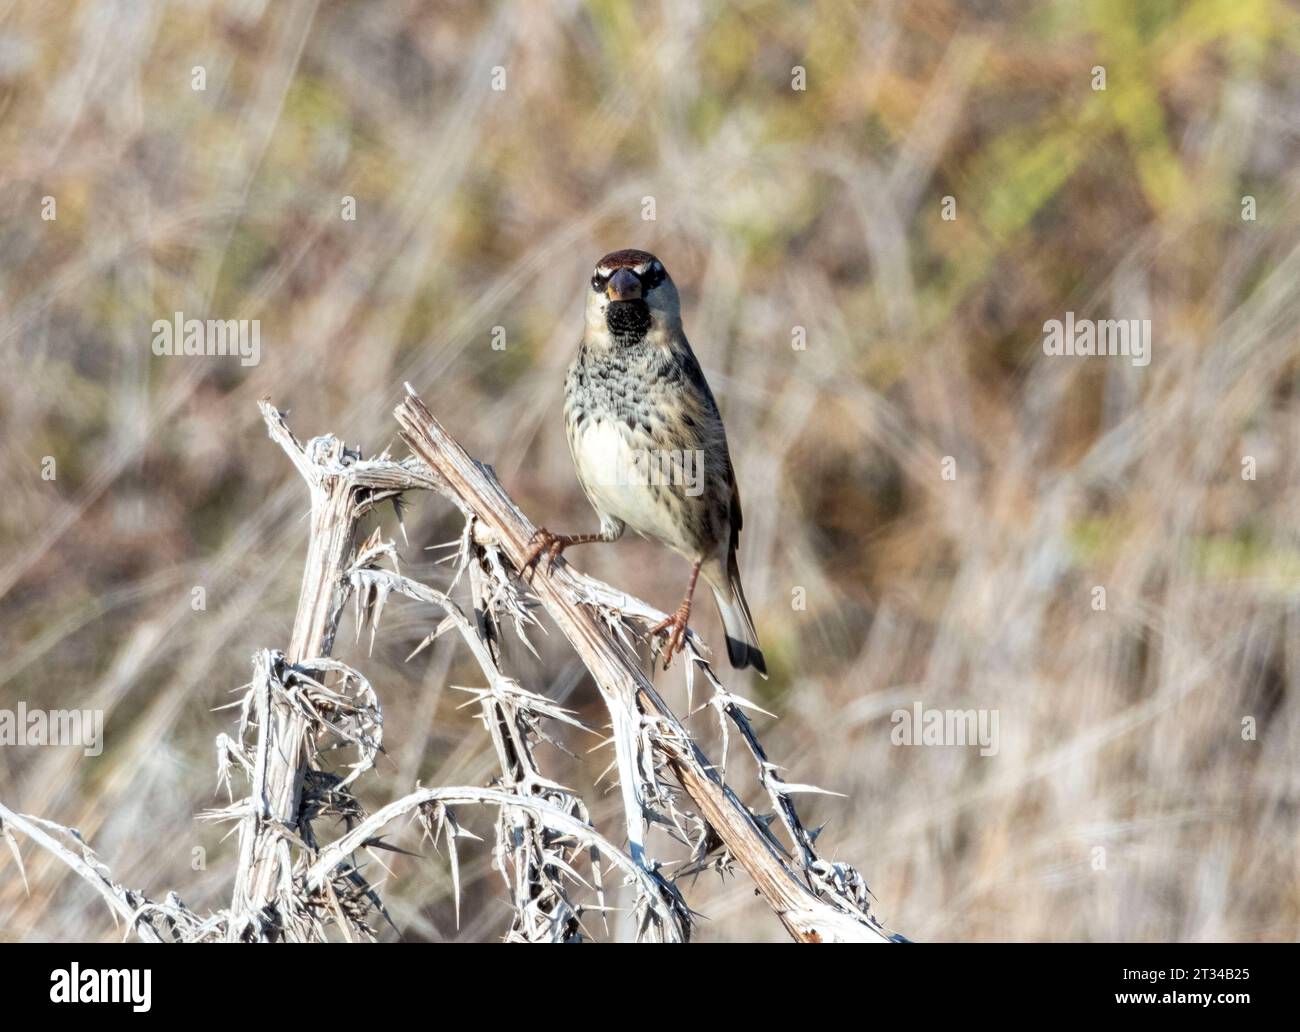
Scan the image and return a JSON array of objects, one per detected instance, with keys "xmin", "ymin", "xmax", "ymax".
[{"xmin": 605, "ymin": 299, "xmax": 651, "ymax": 345}]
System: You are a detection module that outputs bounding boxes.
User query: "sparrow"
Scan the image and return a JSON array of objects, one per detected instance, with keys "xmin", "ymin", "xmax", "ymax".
[{"xmin": 525, "ymin": 249, "xmax": 766, "ymax": 675}]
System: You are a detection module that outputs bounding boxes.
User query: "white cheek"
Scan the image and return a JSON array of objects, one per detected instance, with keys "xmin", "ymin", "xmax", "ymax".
[{"xmin": 585, "ymin": 295, "xmax": 611, "ymax": 335}]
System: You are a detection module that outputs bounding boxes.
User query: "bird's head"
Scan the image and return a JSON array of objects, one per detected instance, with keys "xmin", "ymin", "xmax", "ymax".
[{"xmin": 584, "ymin": 249, "xmax": 680, "ymax": 343}]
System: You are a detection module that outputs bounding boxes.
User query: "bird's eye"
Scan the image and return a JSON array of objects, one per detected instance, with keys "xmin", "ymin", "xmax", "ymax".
[
  {"xmin": 591, "ymin": 272, "xmax": 608, "ymax": 293},
  {"xmin": 641, "ymin": 261, "xmax": 666, "ymax": 291}
]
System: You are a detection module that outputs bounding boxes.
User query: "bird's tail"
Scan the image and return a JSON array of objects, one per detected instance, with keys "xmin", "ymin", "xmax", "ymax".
[{"xmin": 706, "ymin": 553, "xmax": 767, "ymax": 676}]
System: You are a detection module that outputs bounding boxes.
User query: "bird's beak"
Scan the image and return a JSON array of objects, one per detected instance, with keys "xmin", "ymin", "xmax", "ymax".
[{"xmin": 605, "ymin": 267, "xmax": 642, "ymax": 301}]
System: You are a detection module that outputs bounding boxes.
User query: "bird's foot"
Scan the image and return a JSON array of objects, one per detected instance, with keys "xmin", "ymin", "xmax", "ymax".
[
  {"xmin": 522, "ymin": 527, "xmax": 568, "ymax": 581},
  {"xmin": 649, "ymin": 599, "xmax": 693, "ymax": 670}
]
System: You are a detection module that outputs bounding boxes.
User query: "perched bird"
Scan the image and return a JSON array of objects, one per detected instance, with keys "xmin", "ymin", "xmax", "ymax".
[{"xmin": 525, "ymin": 248, "xmax": 766, "ymax": 674}]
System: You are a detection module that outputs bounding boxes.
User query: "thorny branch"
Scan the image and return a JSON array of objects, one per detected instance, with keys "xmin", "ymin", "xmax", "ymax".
[
  {"xmin": 394, "ymin": 386, "xmax": 898, "ymax": 942},
  {"xmin": 0, "ymin": 392, "xmax": 901, "ymax": 943}
]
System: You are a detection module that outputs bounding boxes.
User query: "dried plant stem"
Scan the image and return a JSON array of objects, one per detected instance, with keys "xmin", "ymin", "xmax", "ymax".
[
  {"xmin": 2, "ymin": 396, "xmax": 895, "ymax": 943},
  {"xmin": 394, "ymin": 386, "xmax": 893, "ymax": 942},
  {"xmin": 0, "ymin": 802, "xmax": 164, "ymax": 942},
  {"xmin": 228, "ymin": 438, "xmax": 350, "ymax": 929},
  {"xmin": 303, "ymin": 785, "xmax": 681, "ymax": 933},
  {"xmin": 228, "ymin": 402, "xmax": 436, "ymax": 939}
]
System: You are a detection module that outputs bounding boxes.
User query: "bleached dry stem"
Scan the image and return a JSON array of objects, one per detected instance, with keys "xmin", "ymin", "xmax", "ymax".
[
  {"xmin": 394, "ymin": 386, "xmax": 896, "ymax": 942},
  {"xmin": 0, "ymin": 803, "xmax": 164, "ymax": 942},
  {"xmin": 226, "ymin": 402, "xmax": 438, "ymax": 940},
  {"xmin": 346, "ymin": 535, "xmax": 689, "ymax": 940},
  {"xmin": 1, "ymin": 394, "xmax": 900, "ymax": 944},
  {"xmin": 304, "ymin": 786, "xmax": 685, "ymax": 939}
]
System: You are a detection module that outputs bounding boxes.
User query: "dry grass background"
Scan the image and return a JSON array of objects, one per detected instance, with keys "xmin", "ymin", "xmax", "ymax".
[{"xmin": 1, "ymin": 0, "xmax": 1298, "ymax": 942}]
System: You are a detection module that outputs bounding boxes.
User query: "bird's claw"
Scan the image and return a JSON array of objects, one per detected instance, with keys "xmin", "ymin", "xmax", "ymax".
[
  {"xmin": 649, "ymin": 603, "xmax": 692, "ymax": 670},
  {"xmin": 522, "ymin": 528, "xmax": 565, "ymax": 582}
]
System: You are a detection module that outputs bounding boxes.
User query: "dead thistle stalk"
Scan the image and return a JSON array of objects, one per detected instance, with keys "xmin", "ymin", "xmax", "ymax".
[{"xmin": 0, "ymin": 389, "xmax": 901, "ymax": 944}]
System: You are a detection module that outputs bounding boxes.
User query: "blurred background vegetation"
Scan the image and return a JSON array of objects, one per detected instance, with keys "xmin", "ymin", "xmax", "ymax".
[{"xmin": 1, "ymin": 0, "xmax": 1298, "ymax": 941}]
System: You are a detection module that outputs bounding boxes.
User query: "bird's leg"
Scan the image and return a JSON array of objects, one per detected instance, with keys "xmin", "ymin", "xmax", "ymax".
[
  {"xmin": 649, "ymin": 559, "xmax": 703, "ymax": 669},
  {"xmin": 522, "ymin": 527, "xmax": 614, "ymax": 579}
]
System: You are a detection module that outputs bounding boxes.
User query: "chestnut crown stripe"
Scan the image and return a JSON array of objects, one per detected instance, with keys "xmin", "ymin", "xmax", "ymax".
[{"xmin": 597, "ymin": 249, "xmax": 657, "ymax": 270}]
